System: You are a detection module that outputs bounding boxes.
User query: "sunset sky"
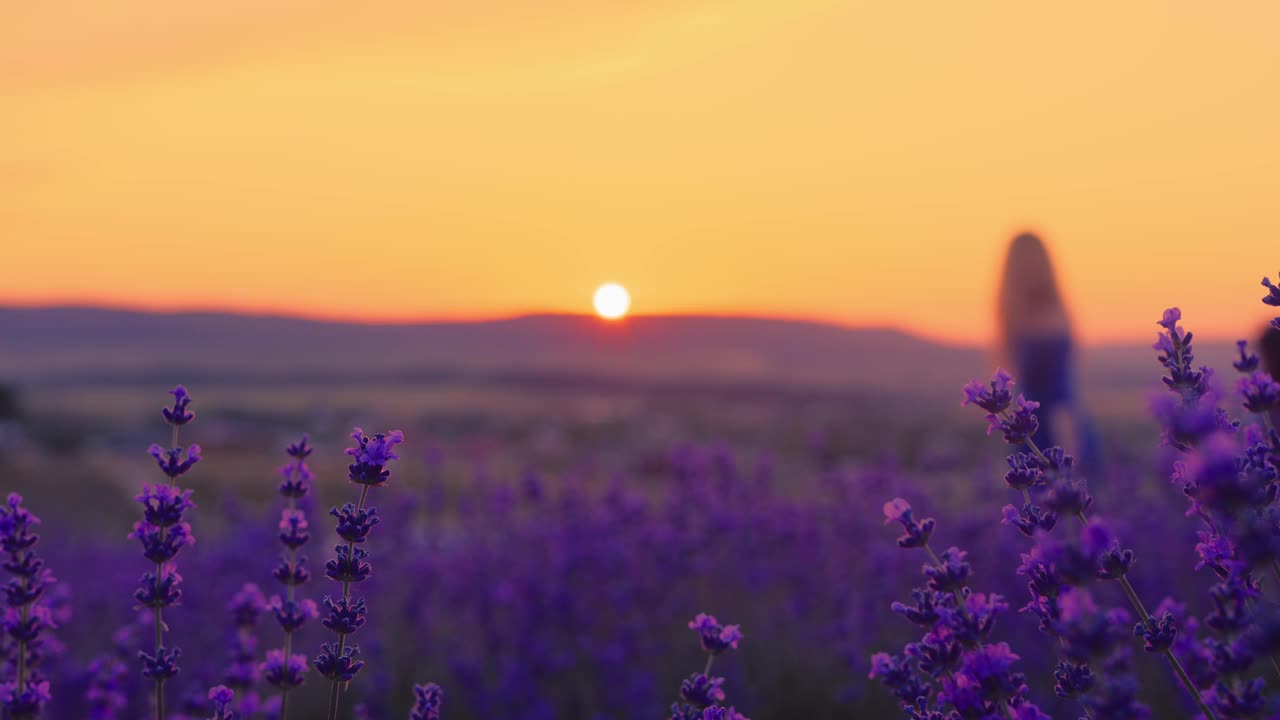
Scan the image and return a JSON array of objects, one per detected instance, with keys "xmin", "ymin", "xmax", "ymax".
[{"xmin": 3, "ymin": 2, "xmax": 1278, "ymax": 344}]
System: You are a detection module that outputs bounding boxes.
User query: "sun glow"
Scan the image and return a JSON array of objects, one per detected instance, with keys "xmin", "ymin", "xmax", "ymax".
[{"xmin": 593, "ymin": 283, "xmax": 631, "ymax": 320}]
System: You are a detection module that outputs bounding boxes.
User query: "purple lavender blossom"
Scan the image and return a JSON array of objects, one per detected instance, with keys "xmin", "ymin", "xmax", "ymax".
[
  {"xmin": 407, "ymin": 682, "xmax": 442, "ymax": 720},
  {"xmin": 1001, "ymin": 503, "xmax": 1057, "ymax": 537},
  {"xmin": 922, "ymin": 547, "xmax": 970, "ymax": 594},
  {"xmin": 1150, "ymin": 392, "xmax": 1238, "ymax": 451},
  {"xmin": 136, "ymin": 486, "xmax": 196, "ymax": 528},
  {"xmin": 1, "ymin": 494, "xmax": 56, "ymax": 720},
  {"xmin": 0, "ymin": 680, "xmax": 51, "ymax": 719},
  {"xmin": 1052, "ymin": 660, "xmax": 1094, "ymax": 700},
  {"xmin": 161, "ymin": 386, "xmax": 195, "ymax": 427},
  {"xmin": 996, "ymin": 395, "xmax": 1041, "ymax": 445},
  {"xmin": 883, "ymin": 498, "xmax": 935, "ymax": 549},
  {"xmin": 1050, "ymin": 589, "xmax": 1151, "ymax": 719},
  {"xmin": 223, "ymin": 584, "xmax": 264, "ymax": 716},
  {"xmin": 344, "ymin": 428, "xmax": 405, "ymax": 487},
  {"xmin": 870, "ymin": 650, "xmax": 931, "ymax": 702},
  {"xmin": 1154, "ymin": 307, "xmax": 1214, "ymax": 405},
  {"xmin": 261, "ymin": 649, "xmax": 307, "ymax": 690},
  {"xmin": 1080, "ymin": 518, "xmax": 1135, "ymax": 581},
  {"xmin": 965, "ymin": 360, "xmax": 1226, "ymax": 718},
  {"xmin": 1238, "ymin": 371, "xmax": 1280, "ymax": 414},
  {"xmin": 316, "ymin": 428, "xmax": 403, "ymax": 720},
  {"xmin": 962, "ymin": 370, "xmax": 1045, "ymax": 443},
  {"xmin": 1234, "ymin": 340, "xmax": 1260, "ymax": 373},
  {"xmin": 1262, "ymin": 272, "xmax": 1280, "ymax": 310},
  {"xmin": 671, "ymin": 614, "xmax": 747, "ymax": 720},
  {"xmin": 147, "ymin": 445, "xmax": 202, "ymax": 480},
  {"xmin": 314, "ymin": 643, "xmax": 362, "ymax": 683},
  {"xmin": 207, "ymin": 685, "xmax": 234, "ymax": 720},
  {"xmin": 1003, "ymin": 453, "xmax": 1044, "ymax": 491},
  {"xmin": 85, "ymin": 656, "xmax": 128, "ymax": 720},
  {"xmin": 871, "ymin": 498, "xmax": 1048, "ymax": 719},
  {"xmin": 679, "ymin": 673, "xmax": 726, "ymax": 706},
  {"xmin": 961, "ymin": 368, "xmax": 1014, "ymax": 414},
  {"xmin": 330, "ymin": 504, "xmax": 380, "ymax": 544},
  {"xmin": 868, "ymin": 652, "xmax": 930, "ymax": 704},
  {"xmin": 137, "ymin": 385, "xmax": 201, "ymax": 720},
  {"xmin": 263, "ymin": 435, "xmax": 316, "ymax": 720},
  {"xmin": 687, "ymin": 614, "xmax": 743, "ymax": 656},
  {"xmin": 1180, "ymin": 434, "xmax": 1270, "ymax": 517}
]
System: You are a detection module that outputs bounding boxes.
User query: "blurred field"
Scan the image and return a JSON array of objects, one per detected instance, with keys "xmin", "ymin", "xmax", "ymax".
[{"xmin": 0, "ymin": 362, "xmax": 1212, "ymax": 719}]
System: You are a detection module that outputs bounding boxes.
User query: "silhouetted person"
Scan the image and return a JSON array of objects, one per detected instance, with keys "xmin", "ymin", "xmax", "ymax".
[
  {"xmin": 997, "ymin": 232, "xmax": 1100, "ymax": 465},
  {"xmin": 1257, "ymin": 326, "xmax": 1280, "ymax": 428}
]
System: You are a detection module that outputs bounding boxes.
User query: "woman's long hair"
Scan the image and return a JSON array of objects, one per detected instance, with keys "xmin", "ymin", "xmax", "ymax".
[{"xmin": 996, "ymin": 232, "xmax": 1072, "ymax": 365}]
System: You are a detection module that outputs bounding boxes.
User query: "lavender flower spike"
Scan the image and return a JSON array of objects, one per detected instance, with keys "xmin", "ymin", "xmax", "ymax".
[
  {"xmin": 264, "ymin": 435, "xmax": 318, "ymax": 720},
  {"xmin": 871, "ymin": 496, "xmax": 1051, "ymax": 720},
  {"xmin": 317, "ymin": 428, "xmax": 403, "ymax": 720},
  {"xmin": 223, "ymin": 584, "xmax": 265, "ymax": 717},
  {"xmin": 670, "ymin": 614, "xmax": 747, "ymax": 720},
  {"xmin": 1, "ymin": 494, "xmax": 57, "ymax": 720},
  {"xmin": 137, "ymin": 385, "xmax": 199, "ymax": 720},
  {"xmin": 965, "ymin": 363, "xmax": 1216, "ymax": 719}
]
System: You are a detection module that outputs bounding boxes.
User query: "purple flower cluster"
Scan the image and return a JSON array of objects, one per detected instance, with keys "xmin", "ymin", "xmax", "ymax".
[
  {"xmin": 871, "ymin": 497, "xmax": 1051, "ymax": 719},
  {"xmin": 958, "ymin": 367, "xmax": 1208, "ymax": 718},
  {"xmin": 32, "ymin": 276, "xmax": 1280, "ymax": 718},
  {"xmin": 1, "ymin": 494, "xmax": 57, "ymax": 719},
  {"xmin": 1151, "ymin": 308, "xmax": 1237, "ymax": 450},
  {"xmin": 221, "ymin": 583, "xmax": 265, "ymax": 717},
  {"xmin": 84, "ymin": 654, "xmax": 128, "ymax": 720},
  {"xmin": 963, "ymin": 369, "xmax": 1042, "ymax": 445},
  {"xmin": 670, "ymin": 614, "xmax": 749, "ymax": 720},
  {"xmin": 407, "ymin": 681, "xmax": 443, "ymax": 720},
  {"xmin": 262, "ymin": 436, "xmax": 318, "ymax": 719},
  {"xmin": 316, "ymin": 428, "xmax": 403, "ymax": 720},
  {"xmin": 1262, "ymin": 273, "xmax": 1280, "ymax": 330},
  {"xmin": 207, "ymin": 685, "xmax": 234, "ymax": 720},
  {"xmin": 1150, "ymin": 306, "xmax": 1280, "ymax": 719},
  {"xmin": 916, "ymin": 277, "xmax": 1280, "ymax": 720},
  {"xmin": 136, "ymin": 386, "xmax": 201, "ymax": 720}
]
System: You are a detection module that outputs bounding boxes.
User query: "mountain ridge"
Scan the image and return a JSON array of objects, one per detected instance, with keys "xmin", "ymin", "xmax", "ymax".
[{"xmin": 0, "ymin": 305, "xmax": 1239, "ymax": 397}]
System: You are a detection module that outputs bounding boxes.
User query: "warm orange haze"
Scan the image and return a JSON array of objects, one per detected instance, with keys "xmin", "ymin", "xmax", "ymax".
[
  {"xmin": 9, "ymin": 7, "xmax": 1280, "ymax": 719},
  {"xmin": 3, "ymin": 2, "xmax": 1278, "ymax": 343}
]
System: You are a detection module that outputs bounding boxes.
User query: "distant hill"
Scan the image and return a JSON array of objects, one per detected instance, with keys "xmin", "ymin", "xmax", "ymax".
[
  {"xmin": 0, "ymin": 306, "xmax": 987, "ymax": 393},
  {"xmin": 0, "ymin": 306, "xmax": 1243, "ymax": 400}
]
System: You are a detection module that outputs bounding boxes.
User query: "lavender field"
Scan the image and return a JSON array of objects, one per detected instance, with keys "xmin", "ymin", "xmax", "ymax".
[
  {"xmin": 6, "ymin": 2, "xmax": 1278, "ymax": 716},
  {"xmin": 5, "ymin": 298, "xmax": 1280, "ymax": 720}
]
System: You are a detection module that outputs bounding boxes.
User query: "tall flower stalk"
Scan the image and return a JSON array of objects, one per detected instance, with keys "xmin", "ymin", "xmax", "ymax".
[
  {"xmin": 222, "ymin": 583, "xmax": 265, "ymax": 717},
  {"xmin": 964, "ymin": 368, "xmax": 1216, "ymax": 719},
  {"xmin": 1151, "ymin": 304, "xmax": 1280, "ymax": 716},
  {"xmin": 1, "ymin": 494, "xmax": 56, "ymax": 719},
  {"xmin": 263, "ymin": 436, "xmax": 318, "ymax": 720},
  {"xmin": 134, "ymin": 386, "xmax": 199, "ymax": 720},
  {"xmin": 315, "ymin": 428, "xmax": 403, "ymax": 720},
  {"xmin": 872, "ymin": 498, "xmax": 1053, "ymax": 720},
  {"xmin": 669, "ymin": 613, "xmax": 749, "ymax": 720}
]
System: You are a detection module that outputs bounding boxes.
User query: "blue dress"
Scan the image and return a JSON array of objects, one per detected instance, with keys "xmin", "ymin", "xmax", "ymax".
[{"xmin": 1012, "ymin": 335, "xmax": 1101, "ymax": 468}]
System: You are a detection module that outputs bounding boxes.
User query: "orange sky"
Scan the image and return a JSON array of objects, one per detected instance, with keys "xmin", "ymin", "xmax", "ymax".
[{"xmin": 3, "ymin": 1, "xmax": 1278, "ymax": 344}]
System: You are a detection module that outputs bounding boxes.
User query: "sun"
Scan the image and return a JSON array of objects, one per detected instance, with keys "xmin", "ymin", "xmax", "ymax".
[{"xmin": 593, "ymin": 282, "xmax": 631, "ymax": 320}]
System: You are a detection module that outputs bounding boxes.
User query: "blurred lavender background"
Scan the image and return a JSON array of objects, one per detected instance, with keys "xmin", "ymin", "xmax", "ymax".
[{"xmin": 0, "ymin": 306, "xmax": 1241, "ymax": 718}]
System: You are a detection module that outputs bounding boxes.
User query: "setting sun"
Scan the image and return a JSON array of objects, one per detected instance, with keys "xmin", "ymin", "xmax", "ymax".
[{"xmin": 593, "ymin": 283, "xmax": 631, "ymax": 321}]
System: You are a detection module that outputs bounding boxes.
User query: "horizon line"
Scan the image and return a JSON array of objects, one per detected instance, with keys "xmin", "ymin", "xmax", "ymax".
[{"xmin": 0, "ymin": 298, "xmax": 1220, "ymax": 348}]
